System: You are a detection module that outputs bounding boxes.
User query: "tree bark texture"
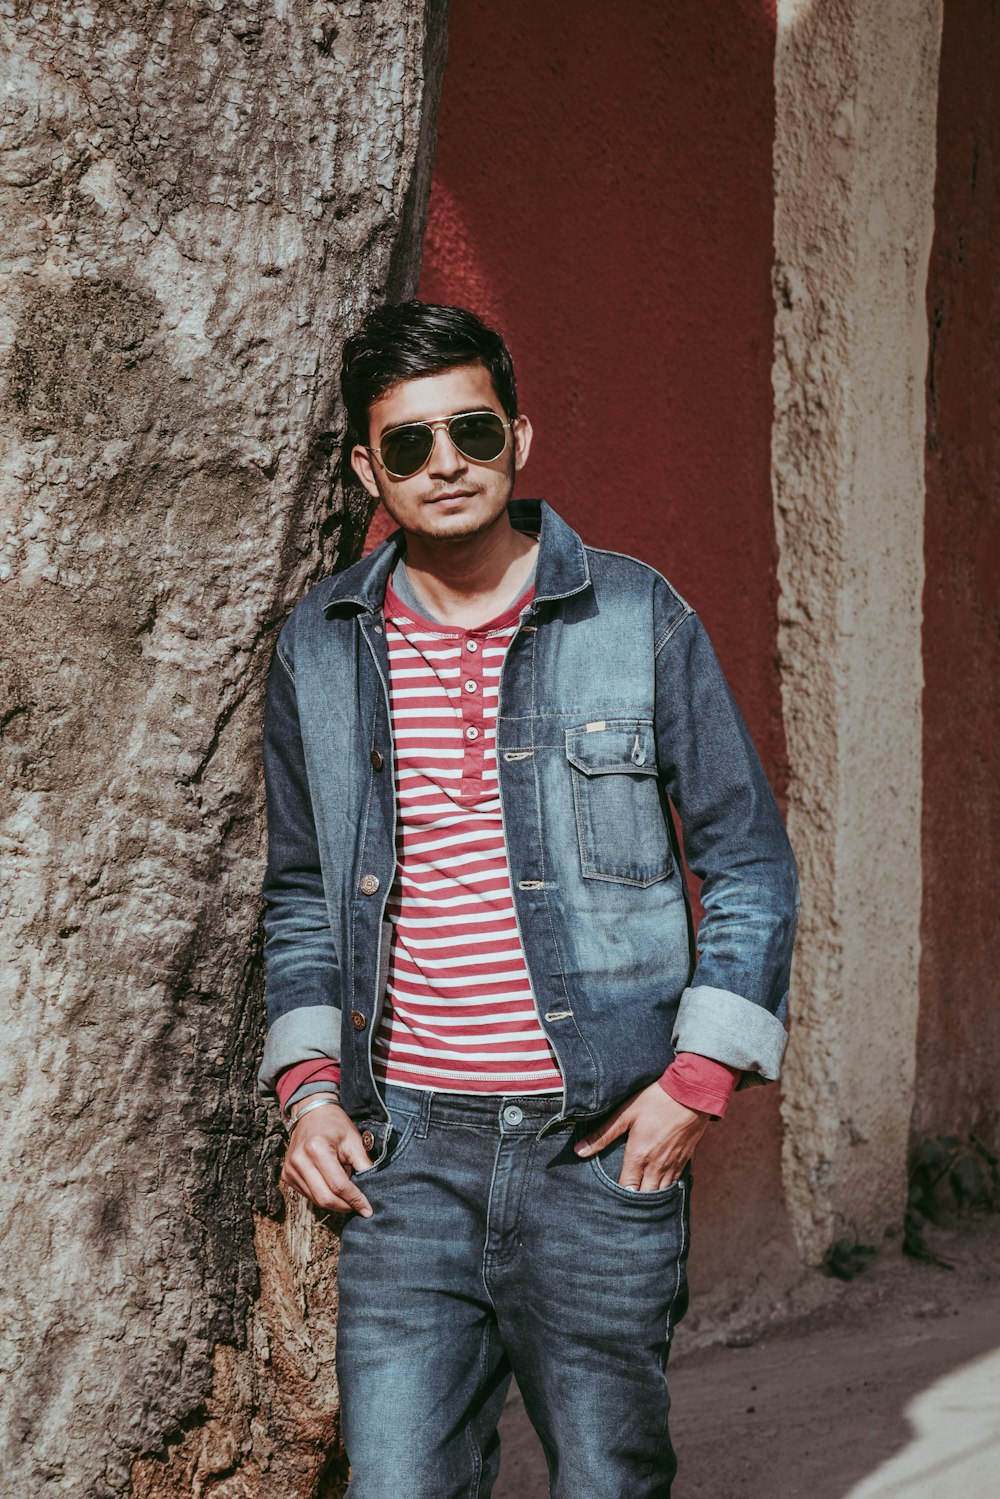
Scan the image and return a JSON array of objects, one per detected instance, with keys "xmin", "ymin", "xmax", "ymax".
[{"xmin": 0, "ymin": 3, "xmax": 447, "ymax": 1494}]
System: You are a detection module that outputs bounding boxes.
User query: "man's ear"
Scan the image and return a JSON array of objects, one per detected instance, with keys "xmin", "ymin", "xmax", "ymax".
[
  {"xmin": 512, "ymin": 415, "xmax": 533, "ymax": 471},
  {"xmin": 351, "ymin": 443, "xmax": 381, "ymax": 499}
]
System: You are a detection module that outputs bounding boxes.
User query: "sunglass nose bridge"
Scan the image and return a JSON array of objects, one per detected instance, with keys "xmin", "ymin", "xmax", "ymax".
[{"xmin": 427, "ymin": 421, "xmax": 468, "ymax": 471}]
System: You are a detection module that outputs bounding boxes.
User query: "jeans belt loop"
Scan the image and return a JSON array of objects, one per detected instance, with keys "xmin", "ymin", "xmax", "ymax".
[{"xmin": 416, "ymin": 1088, "xmax": 434, "ymax": 1139}]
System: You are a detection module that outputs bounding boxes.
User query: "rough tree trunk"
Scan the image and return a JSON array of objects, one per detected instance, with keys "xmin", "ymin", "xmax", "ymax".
[{"xmin": 0, "ymin": 3, "xmax": 447, "ymax": 1494}]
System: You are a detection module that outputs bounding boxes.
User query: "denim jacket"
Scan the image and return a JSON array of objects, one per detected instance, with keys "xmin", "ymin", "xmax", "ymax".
[{"xmin": 259, "ymin": 498, "xmax": 799, "ymax": 1130}]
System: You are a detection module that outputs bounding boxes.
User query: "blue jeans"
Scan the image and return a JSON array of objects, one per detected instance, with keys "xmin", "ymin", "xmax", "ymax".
[{"xmin": 336, "ymin": 1083, "xmax": 693, "ymax": 1498}]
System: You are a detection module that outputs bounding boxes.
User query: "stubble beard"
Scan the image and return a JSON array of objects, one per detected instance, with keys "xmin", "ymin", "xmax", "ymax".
[{"xmin": 375, "ymin": 461, "xmax": 516, "ymax": 546}]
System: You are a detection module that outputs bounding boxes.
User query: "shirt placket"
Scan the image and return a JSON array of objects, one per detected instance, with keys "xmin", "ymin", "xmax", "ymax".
[{"xmin": 459, "ymin": 626, "xmax": 487, "ymax": 799}]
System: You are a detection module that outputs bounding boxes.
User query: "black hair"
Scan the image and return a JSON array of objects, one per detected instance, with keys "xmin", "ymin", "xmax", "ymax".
[{"xmin": 340, "ymin": 300, "xmax": 519, "ymax": 444}]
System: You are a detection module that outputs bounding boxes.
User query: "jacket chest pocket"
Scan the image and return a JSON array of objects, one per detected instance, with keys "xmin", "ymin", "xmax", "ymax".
[{"xmin": 565, "ymin": 720, "xmax": 674, "ymax": 887}]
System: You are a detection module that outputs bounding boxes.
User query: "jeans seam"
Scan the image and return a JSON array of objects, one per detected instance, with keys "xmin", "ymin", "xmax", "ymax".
[
  {"xmin": 641, "ymin": 1172, "xmax": 688, "ymax": 1485},
  {"xmin": 665, "ymin": 1176, "xmax": 687, "ymax": 1339},
  {"xmin": 469, "ymin": 1316, "xmax": 495, "ymax": 1498},
  {"xmin": 481, "ymin": 1132, "xmax": 505, "ymax": 1288},
  {"xmin": 493, "ymin": 1135, "xmax": 536, "ymax": 1268}
]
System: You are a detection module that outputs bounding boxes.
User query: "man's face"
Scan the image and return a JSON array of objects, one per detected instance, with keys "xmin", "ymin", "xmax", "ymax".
[{"xmin": 350, "ymin": 363, "xmax": 532, "ymax": 542}]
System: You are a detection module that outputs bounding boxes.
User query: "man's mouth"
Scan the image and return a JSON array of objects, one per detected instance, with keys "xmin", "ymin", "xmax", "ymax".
[{"xmin": 427, "ymin": 489, "xmax": 476, "ymax": 503}]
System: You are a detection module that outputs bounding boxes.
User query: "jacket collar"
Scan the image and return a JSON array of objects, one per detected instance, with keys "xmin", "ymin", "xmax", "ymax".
[{"xmin": 322, "ymin": 498, "xmax": 591, "ymax": 617}]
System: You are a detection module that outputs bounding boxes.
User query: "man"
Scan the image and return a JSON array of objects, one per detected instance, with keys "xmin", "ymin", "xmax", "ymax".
[{"xmin": 258, "ymin": 300, "xmax": 798, "ymax": 1497}]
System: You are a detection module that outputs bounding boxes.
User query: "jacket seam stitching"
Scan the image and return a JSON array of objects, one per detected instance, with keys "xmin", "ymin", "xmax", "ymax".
[
  {"xmin": 579, "ymin": 543, "xmax": 694, "ymax": 653},
  {"xmin": 582, "ymin": 543, "xmax": 693, "ymax": 609},
  {"xmin": 654, "ymin": 607, "xmax": 694, "ymax": 658},
  {"xmin": 276, "ymin": 643, "xmax": 296, "ymax": 682},
  {"xmin": 528, "ymin": 621, "xmax": 544, "ymax": 882}
]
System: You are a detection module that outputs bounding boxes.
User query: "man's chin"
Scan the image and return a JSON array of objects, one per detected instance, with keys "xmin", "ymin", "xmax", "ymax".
[
  {"xmin": 411, "ymin": 499, "xmax": 508, "ymax": 540},
  {"xmin": 417, "ymin": 515, "xmax": 490, "ymax": 541}
]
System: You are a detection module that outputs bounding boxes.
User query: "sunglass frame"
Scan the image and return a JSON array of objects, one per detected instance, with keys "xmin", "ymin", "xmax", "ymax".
[{"xmin": 370, "ymin": 409, "xmax": 512, "ymax": 479}]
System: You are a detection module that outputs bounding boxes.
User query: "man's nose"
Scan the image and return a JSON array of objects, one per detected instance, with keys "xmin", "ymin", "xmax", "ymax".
[{"xmin": 426, "ymin": 425, "xmax": 467, "ymax": 477}]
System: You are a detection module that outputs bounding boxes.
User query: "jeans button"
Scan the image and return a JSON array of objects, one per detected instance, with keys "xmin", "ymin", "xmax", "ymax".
[
  {"xmin": 503, "ymin": 1105, "xmax": 523, "ymax": 1125},
  {"xmin": 359, "ymin": 874, "xmax": 380, "ymax": 895},
  {"xmin": 361, "ymin": 1129, "xmax": 375, "ymax": 1152},
  {"xmin": 351, "ymin": 1009, "xmax": 367, "ymax": 1031},
  {"xmin": 370, "ymin": 749, "xmax": 385, "ymax": 771}
]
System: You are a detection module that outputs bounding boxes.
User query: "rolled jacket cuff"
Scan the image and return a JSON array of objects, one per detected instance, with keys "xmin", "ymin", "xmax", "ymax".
[
  {"xmin": 671, "ymin": 985, "xmax": 788, "ymax": 1082},
  {"xmin": 276, "ymin": 1057, "xmax": 342, "ymax": 1116},
  {"xmin": 258, "ymin": 1004, "xmax": 342, "ymax": 1098}
]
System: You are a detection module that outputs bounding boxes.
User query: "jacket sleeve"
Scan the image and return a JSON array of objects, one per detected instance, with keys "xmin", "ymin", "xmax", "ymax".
[
  {"xmin": 653, "ymin": 597, "xmax": 799, "ymax": 1085},
  {"xmin": 257, "ymin": 628, "xmax": 343, "ymax": 1101}
]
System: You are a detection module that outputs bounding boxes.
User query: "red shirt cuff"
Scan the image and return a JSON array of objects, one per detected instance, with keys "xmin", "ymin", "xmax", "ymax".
[
  {"xmin": 275, "ymin": 1060, "xmax": 341, "ymax": 1116},
  {"xmin": 658, "ymin": 1052, "xmax": 742, "ymax": 1119}
]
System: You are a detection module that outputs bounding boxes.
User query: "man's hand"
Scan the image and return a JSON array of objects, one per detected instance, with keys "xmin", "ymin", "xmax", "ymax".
[
  {"xmin": 574, "ymin": 1080, "xmax": 711, "ymax": 1191},
  {"xmin": 281, "ymin": 1100, "xmax": 375, "ymax": 1217}
]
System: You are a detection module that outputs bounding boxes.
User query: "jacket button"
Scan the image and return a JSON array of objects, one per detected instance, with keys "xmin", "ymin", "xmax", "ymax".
[
  {"xmin": 370, "ymin": 749, "xmax": 385, "ymax": 771},
  {"xmin": 361, "ymin": 1129, "xmax": 375, "ymax": 1152},
  {"xmin": 359, "ymin": 874, "xmax": 380, "ymax": 895},
  {"xmin": 351, "ymin": 1009, "xmax": 367, "ymax": 1031}
]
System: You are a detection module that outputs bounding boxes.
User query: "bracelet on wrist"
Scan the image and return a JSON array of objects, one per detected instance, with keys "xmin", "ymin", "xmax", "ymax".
[{"xmin": 286, "ymin": 1093, "xmax": 341, "ymax": 1134}]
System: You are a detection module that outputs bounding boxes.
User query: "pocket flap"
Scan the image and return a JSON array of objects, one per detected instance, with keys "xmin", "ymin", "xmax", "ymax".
[{"xmin": 565, "ymin": 719, "xmax": 657, "ymax": 776}]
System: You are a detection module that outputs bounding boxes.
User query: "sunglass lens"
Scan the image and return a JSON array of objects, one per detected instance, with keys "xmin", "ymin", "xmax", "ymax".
[
  {"xmin": 380, "ymin": 424, "xmax": 434, "ymax": 477},
  {"xmin": 450, "ymin": 412, "xmax": 507, "ymax": 463}
]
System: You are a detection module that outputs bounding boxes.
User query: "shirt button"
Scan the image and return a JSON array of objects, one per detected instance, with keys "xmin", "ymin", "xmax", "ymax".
[
  {"xmin": 503, "ymin": 1105, "xmax": 524, "ymax": 1126},
  {"xmin": 464, "ymin": 679, "xmax": 477, "ymax": 693},
  {"xmin": 465, "ymin": 639, "xmax": 478, "ymax": 652},
  {"xmin": 359, "ymin": 874, "xmax": 380, "ymax": 895},
  {"xmin": 351, "ymin": 1010, "xmax": 367, "ymax": 1031},
  {"xmin": 465, "ymin": 726, "xmax": 479, "ymax": 741},
  {"xmin": 370, "ymin": 749, "xmax": 385, "ymax": 771},
  {"xmin": 361, "ymin": 1128, "xmax": 375, "ymax": 1152}
]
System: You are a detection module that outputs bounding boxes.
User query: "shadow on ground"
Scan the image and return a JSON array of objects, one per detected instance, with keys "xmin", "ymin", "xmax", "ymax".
[{"xmin": 492, "ymin": 1216, "xmax": 1000, "ymax": 1498}]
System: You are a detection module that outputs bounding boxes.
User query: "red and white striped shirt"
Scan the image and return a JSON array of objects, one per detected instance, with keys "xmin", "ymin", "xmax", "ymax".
[
  {"xmin": 274, "ymin": 566, "xmax": 742, "ymax": 1120},
  {"xmin": 371, "ymin": 575, "xmax": 563, "ymax": 1093}
]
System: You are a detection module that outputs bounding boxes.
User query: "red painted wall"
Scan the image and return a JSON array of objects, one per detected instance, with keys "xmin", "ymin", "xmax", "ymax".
[
  {"xmin": 408, "ymin": 0, "xmax": 797, "ymax": 1291},
  {"xmin": 915, "ymin": 0, "xmax": 1000, "ymax": 1147},
  {"xmin": 412, "ymin": 0, "xmax": 787, "ymax": 797}
]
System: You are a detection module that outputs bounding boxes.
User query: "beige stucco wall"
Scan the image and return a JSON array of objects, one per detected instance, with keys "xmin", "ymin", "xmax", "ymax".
[{"xmin": 772, "ymin": 0, "xmax": 942, "ymax": 1263}]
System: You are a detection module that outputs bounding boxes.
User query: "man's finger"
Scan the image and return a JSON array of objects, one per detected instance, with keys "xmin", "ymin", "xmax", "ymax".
[
  {"xmin": 639, "ymin": 1152, "xmax": 690, "ymax": 1192},
  {"xmin": 618, "ymin": 1148, "xmax": 645, "ymax": 1190},
  {"xmin": 287, "ymin": 1177, "xmax": 367, "ymax": 1217},
  {"xmin": 334, "ymin": 1175, "xmax": 374, "ymax": 1219},
  {"xmin": 293, "ymin": 1117, "xmax": 374, "ymax": 1178},
  {"xmin": 289, "ymin": 1149, "xmax": 374, "ymax": 1218},
  {"xmin": 283, "ymin": 1156, "xmax": 340, "ymax": 1209},
  {"xmin": 341, "ymin": 1131, "xmax": 375, "ymax": 1175},
  {"xmin": 575, "ymin": 1103, "xmax": 633, "ymax": 1155},
  {"xmin": 318, "ymin": 1154, "xmax": 374, "ymax": 1218},
  {"xmin": 295, "ymin": 1126, "xmax": 371, "ymax": 1182}
]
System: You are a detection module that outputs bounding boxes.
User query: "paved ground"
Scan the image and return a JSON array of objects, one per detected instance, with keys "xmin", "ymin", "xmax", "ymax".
[{"xmin": 493, "ymin": 1214, "xmax": 1000, "ymax": 1498}]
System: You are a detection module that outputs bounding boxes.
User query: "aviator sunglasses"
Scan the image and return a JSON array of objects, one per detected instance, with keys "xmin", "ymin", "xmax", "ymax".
[{"xmin": 370, "ymin": 409, "xmax": 512, "ymax": 479}]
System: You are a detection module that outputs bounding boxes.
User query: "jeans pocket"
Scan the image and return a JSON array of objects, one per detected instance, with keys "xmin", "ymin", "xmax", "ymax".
[
  {"xmin": 565, "ymin": 719, "xmax": 674, "ymax": 886},
  {"xmin": 352, "ymin": 1113, "xmax": 417, "ymax": 1180},
  {"xmin": 585, "ymin": 1130, "xmax": 688, "ymax": 1206}
]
